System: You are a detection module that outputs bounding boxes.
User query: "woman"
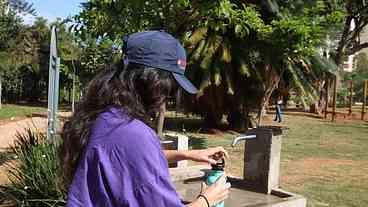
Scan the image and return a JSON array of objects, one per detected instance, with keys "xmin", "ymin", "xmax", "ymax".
[{"xmin": 60, "ymin": 31, "xmax": 230, "ymax": 207}]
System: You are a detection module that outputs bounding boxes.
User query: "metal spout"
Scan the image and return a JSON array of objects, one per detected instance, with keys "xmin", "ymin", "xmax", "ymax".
[{"xmin": 231, "ymin": 135, "xmax": 256, "ymax": 147}]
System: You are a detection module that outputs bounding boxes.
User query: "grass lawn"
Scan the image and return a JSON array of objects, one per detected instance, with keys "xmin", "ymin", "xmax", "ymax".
[
  {"xmin": 280, "ymin": 115, "xmax": 368, "ymax": 207},
  {"xmin": 166, "ymin": 111, "xmax": 368, "ymax": 207},
  {"xmin": 0, "ymin": 104, "xmax": 46, "ymax": 120}
]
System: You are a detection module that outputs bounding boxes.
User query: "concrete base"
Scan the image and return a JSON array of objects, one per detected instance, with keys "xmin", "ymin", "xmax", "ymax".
[
  {"xmin": 170, "ymin": 166, "xmax": 306, "ymax": 207},
  {"xmin": 163, "ymin": 132, "xmax": 189, "ymax": 168},
  {"xmin": 243, "ymin": 128, "xmax": 282, "ymax": 194}
]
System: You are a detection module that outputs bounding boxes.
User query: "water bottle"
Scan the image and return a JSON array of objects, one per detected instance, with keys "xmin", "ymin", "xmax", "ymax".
[{"xmin": 206, "ymin": 158, "xmax": 225, "ymax": 207}]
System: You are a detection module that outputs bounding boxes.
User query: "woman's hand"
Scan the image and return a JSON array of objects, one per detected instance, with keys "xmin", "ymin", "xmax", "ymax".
[
  {"xmin": 201, "ymin": 174, "xmax": 230, "ymax": 206},
  {"xmin": 186, "ymin": 147, "xmax": 228, "ymax": 165},
  {"xmin": 187, "ymin": 174, "xmax": 231, "ymax": 207}
]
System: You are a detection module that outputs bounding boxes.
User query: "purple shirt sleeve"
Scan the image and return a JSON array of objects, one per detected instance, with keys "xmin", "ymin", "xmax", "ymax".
[{"xmin": 66, "ymin": 109, "xmax": 184, "ymax": 207}]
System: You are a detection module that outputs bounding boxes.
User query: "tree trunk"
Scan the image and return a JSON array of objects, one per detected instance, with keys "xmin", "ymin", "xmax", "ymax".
[
  {"xmin": 257, "ymin": 86, "xmax": 276, "ymax": 127},
  {"xmin": 348, "ymin": 80, "xmax": 353, "ymax": 115},
  {"xmin": 324, "ymin": 79, "xmax": 329, "ymax": 119},
  {"xmin": 68, "ymin": 87, "xmax": 71, "ymax": 103},
  {"xmin": 0, "ymin": 75, "xmax": 2, "ymax": 109},
  {"xmin": 362, "ymin": 80, "xmax": 367, "ymax": 120},
  {"xmin": 244, "ymin": 107, "xmax": 254, "ymax": 130},
  {"xmin": 157, "ymin": 102, "xmax": 166, "ymax": 138},
  {"xmin": 332, "ymin": 77, "xmax": 337, "ymax": 122},
  {"xmin": 203, "ymin": 82, "xmax": 223, "ymax": 129},
  {"xmin": 257, "ymin": 64, "xmax": 283, "ymax": 127},
  {"xmin": 228, "ymin": 108, "xmax": 245, "ymax": 131},
  {"xmin": 204, "ymin": 112, "xmax": 222, "ymax": 129},
  {"xmin": 72, "ymin": 60, "xmax": 76, "ymax": 113},
  {"xmin": 311, "ymin": 80, "xmax": 327, "ymax": 115},
  {"xmin": 335, "ymin": 15, "xmax": 353, "ymax": 66},
  {"xmin": 228, "ymin": 103, "xmax": 254, "ymax": 132}
]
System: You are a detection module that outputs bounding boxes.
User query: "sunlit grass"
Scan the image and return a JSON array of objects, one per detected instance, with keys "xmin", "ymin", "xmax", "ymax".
[
  {"xmin": 166, "ymin": 111, "xmax": 368, "ymax": 207},
  {"xmin": 0, "ymin": 104, "xmax": 46, "ymax": 120}
]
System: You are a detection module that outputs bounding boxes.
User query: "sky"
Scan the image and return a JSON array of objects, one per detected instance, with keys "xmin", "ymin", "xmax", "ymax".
[{"xmin": 24, "ymin": 0, "xmax": 84, "ymax": 24}]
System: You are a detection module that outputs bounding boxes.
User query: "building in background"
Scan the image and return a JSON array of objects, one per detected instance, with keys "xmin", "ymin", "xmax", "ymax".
[
  {"xmin": 343, "ymin": 55, "xmax": 355, "ymax": 72},
  {"xmin": 342, "ymin": 19, "xmax": 357, "ymax": 73}
]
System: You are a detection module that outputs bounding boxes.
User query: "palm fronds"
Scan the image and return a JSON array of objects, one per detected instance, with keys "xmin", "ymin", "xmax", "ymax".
[{"xmin": 7, "ymin": 0, "xmax": 36, "ymax": 15}]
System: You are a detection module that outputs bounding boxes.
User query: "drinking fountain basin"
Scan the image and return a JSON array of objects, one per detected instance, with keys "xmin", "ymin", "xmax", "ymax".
[{"xmin": 170, "ymin": 166, "xmax": 306, "ymax": 207}]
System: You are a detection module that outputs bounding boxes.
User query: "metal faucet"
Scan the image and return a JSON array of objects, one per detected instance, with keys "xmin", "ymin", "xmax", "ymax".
[{"xmin": 231, "ymin": 135, "xmax": 257, "ymax": 147}]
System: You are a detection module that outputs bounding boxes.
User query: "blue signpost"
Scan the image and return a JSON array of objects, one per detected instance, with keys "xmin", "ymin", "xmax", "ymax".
[{"xmin": 47, "ymin": 26, "xmax": 60, "ymax": 141}]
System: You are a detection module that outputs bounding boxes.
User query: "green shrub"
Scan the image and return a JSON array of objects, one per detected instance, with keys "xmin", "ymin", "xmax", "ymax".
[{"xmin": 0, "ymin": 128, "xmax": 66, "ymax": 207}]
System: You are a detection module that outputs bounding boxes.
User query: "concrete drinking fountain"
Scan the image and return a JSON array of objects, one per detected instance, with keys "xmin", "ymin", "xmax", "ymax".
[{"xmin": 164, "ymin": 128, "xmax": 307, "ymax": 207}]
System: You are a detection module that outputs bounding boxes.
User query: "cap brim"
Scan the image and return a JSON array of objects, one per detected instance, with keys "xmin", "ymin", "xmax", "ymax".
[{"xmin": 172, "ymin": 73, "xmax": 198, "ymax": 94}]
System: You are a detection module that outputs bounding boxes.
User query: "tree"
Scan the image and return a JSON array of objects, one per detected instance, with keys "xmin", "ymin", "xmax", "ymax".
[
  {"xmin": 73, "ymin": 0, "xmax": 343, "ymax": 130},
  {"xmin": 334, "ymin": 0, "xmax": 368, "ymax": 66},
  {"xmin": 0, "ymin": 0, "xmax": 36, "ymax": 50},
  {"xmin": 56, "ymin": 21, "xmax": 82, "ymax": 110},
  {"xmin": 72, "ymin": 0, "xmax": 270, "ymax": 128},
  {"xmin": 7, "ymin": 0, "xmax": 36, "ymax": 14},
  {"xmin": 77, "ymin": 37, "xmax": 120, "ymax": 86},
  {"xmin": 0, "ymin": 0, "xmax": 35, "ymax": 108},
  {"xmin": 182, "ymin": 1, "xmax": 340, "ymax": 126},
  {"xmin": 8, "ymin": 17, "xmax": 50, "ymax": 102}
]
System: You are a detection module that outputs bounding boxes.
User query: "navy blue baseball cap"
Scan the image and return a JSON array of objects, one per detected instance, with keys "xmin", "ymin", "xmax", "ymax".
[{"xmin": 122, "ymin": 30, "xmax": 198, "ymax": 94}]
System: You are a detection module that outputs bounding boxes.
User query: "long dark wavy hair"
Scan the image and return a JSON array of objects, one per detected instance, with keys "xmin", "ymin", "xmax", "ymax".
[{"xmin": 60, "ymin": 63, "xmax": 175, "ymax": 187}]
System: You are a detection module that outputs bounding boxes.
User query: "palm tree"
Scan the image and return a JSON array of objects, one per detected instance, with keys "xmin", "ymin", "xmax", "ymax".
[
  {"xmin": 182, "ymin": 0, "xmax": 341, "ymax": 128},
  {"xmin": 7, "ymin": 0, "xmax": 36, "ymax": 15},
  {"xmin": 281, "ymin": 55, "xmax": 337, "ymax": 113},
  {"xmin": 72, "ymin": 0, "xmax": 343, "ymax": 130}
]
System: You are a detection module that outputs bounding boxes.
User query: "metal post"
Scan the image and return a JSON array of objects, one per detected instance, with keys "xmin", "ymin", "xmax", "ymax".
[
  {"xmin": 332, "ymin": 77, "xmax": 337, "ymax": 122},
  {"xmin": 53, "ymin": 57, "xmax": 60, "ymax": 134},
  {"xmin": 348, "ymin": 80, "xmax": 353, "ymax": 115},
  {"xmin": 362, "ymin": 80, "xmax": 367, "ymax": 120},
  {"xmin": 47, "ymin": 54, "xmax": 55, "ymax": 140},
  {"xmin": 324, "ymin": 79, "xmax": 329, "ymax": 119},
  {"xmin": 47, "ymin": 26, "xmax": 60, "ymax": 141},
  {"xmin": 72, "ymin": 60, "xmax": 76, "ymax": 113},
  {"xmin": 0, "ymin": 74, "xmax": 2, "ymax": 109}
]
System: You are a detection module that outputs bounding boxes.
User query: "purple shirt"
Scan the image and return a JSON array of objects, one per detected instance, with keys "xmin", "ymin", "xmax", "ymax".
[{"xmin": 67, "ymin": 106, "xmax": 184, "ymax": 207}]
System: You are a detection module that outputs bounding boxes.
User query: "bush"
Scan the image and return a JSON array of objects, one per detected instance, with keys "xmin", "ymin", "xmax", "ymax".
[{"xmin": 0, "ymin": 128, "xmax": 66, "ymax": 207}]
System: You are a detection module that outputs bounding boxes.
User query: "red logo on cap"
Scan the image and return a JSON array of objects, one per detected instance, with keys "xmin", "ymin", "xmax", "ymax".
[{"xmin": 177, "ymin": 59, "xmax": 186, "ymax": 70}]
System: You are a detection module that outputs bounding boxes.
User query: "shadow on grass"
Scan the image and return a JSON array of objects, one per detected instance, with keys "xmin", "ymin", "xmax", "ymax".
[
  {"xmin": 164, "ymin": 116, "xmax": 236, "ymax": 134},
  {"xmin": 8, "ymin": 101, "xmax": 47, "ymax": 108},
  {"xmin": 188, "ymin": 136, "xmax": 208, "ymax": 150},
  {"xmin": 281, "ymin": 111, "xmax": 323, "ymax": 119},
  {"xmin": 325, "ymin": 122, "xmax": 368, "ymax": 132},
  {"xmin": 164, "ymin": 117, "xmax": 204, "ymax": 133},
  {"xmin": 2, "ymin": 102, "xmax": 72, "ymax": 112}
]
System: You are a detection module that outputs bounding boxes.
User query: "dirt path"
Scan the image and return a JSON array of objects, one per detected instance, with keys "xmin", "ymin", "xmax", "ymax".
[
  {"xmin": 0, "ymin": 117, "xmax": 48, "ymax": 150},
  {"xmin": 0, "ymin": 117, "xmax": 48, "ymax": 186},
  {"xmin": 281, "ymin": 157, "xmax": 368, "ymax": 188}
]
